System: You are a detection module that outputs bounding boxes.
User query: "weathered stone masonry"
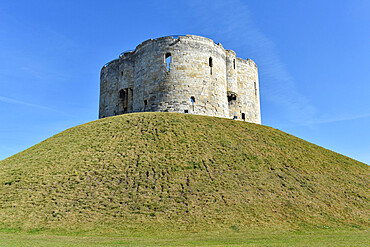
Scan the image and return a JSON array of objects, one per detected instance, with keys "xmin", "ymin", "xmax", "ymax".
[{"xmin": 99, "ymin": 35, "xmax": 261, "ymax": 124}]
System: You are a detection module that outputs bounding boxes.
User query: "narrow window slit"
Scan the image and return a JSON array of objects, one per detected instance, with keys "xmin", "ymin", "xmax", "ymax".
[
  {"xmin": 165, "ymin": 53, "xmax": 171, "ymax": 72},
  {"xmin": 254, "ymin": 82, "xmax": 257, "ymax": 96},
  {"xmin": 190, "ymin": 96, "xmax": 195, "ymax": 111}
]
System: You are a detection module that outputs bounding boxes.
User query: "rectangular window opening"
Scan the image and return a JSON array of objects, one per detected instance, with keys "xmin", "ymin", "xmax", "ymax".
[
  {"xmin": 254, "ymin": 82, "xmax": 257, "ymax": 97},
  {"xmin": 119, "ymin": 89, "xmax": 128, "ymax": 114},
  {"xmin": 165, "ymin": 53, "xmax": 171, "ymax": 72},
  {"xmin": 118, "ymin": 88, "xmax": 133, "ymax": 114}
]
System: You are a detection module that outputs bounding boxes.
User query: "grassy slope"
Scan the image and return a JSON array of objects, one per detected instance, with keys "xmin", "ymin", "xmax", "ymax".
[{"xmin": 0, "ymin": 112, "xmax": 368, "ymax": 233}]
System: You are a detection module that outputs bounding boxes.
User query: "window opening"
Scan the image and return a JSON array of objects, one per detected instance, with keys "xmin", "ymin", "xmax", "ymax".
[
  {"xmin": 119, "ymin": 89, "xmax": 128, "ymax": 114},
  {"xmin": 254, "ymin": 82, "xmax": 257, "ymax": 96},
  {"xmin": 144, "ymin": 100, "xmax": 148, "ymax": 106},
  {"xmin": 233, "ymin": 59, "xmax": 236, "ymax": 69},
  {"xmin": 119, "ymin": 90, "xmax": 125, "ymax": 99},
  {"xmin": 120, "ymin": 71, "xmax": 123, "ymax": 76},
  {"xmin": 184, "ymin": 110, "xmax": 189, "ymax": 113},
  {"xmin": 227, "ymin": 92, "xmax": 237, "ymax": 102},
  {"xmin": 118, "ymin": 88, "xmax": 132, "ymax": 114},
  {"xmin": 190, "ymin": 96, "xmax": 195, "ymax": 111},
  {"xmin": 165, "ymin": 53, "xmax": 171, "ymax": 72},
  {"xmin": 209, "ymin": 57, "xmax": 213, "ymax": 75},
  {"xmin": 242, "ymin": 113, "xmax": 246, "ymax": 120}
]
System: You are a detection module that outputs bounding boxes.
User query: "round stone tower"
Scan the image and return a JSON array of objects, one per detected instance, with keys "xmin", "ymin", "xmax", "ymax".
[{"xmin": 99, "ymin": 35, "xmax": 261, "ymax": 124}]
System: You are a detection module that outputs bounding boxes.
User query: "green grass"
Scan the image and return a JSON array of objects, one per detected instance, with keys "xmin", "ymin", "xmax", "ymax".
[
  {"xmin": 0, "ymin": 112, "xmax": 368, "ymax": 235},
  {"xmin": 0, "ymin": 229, "xmax": 369, "ymax": 246}
]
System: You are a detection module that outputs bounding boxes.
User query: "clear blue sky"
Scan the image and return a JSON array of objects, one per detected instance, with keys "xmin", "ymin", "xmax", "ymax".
[{"xmin": 1, "ymin": 0, "xmax": 369, "ymax": 164}]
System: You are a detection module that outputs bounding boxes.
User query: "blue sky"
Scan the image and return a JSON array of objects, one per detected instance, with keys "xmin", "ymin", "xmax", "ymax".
[{"xmin": 1, "ymin": 0, "xmax": 369, "ymax": 164}]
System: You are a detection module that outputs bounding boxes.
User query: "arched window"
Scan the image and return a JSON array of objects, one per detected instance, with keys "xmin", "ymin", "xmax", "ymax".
[
  {"xmin": 165, "ymin": 53, "xmax": 171, "ymax": 72},
  {"xmin": 209, "ymin": 57, "xmax": 213, "ymax": 75},
  {"xmin": 233, "ymin": 59, "xmax": 236, "ymax": 69}
]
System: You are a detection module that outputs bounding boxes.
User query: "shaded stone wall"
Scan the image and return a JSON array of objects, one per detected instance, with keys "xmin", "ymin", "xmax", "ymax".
[{"xmin": 99, "ymin": 35, "xmax": 261, "ymax": 124}]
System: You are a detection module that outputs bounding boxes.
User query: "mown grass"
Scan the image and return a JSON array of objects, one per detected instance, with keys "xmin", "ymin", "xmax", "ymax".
[
  {"xmin": 0, "ymin": 112, "xmax": 368, "ymax": 235},
  {"xmin": 0, "ymin": 229, "xmax": 369, "ymax": 246}
]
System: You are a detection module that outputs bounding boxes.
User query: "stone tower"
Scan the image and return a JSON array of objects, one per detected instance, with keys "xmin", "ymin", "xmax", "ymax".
[{"xmin": 99, "ymin": 35, "xmax": 261, "ymax": 124}]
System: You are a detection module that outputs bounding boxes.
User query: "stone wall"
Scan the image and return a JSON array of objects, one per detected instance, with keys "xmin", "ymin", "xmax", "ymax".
[{"xmin": 99, "ymin": 35, "xmax": 261, "ymax": 124}]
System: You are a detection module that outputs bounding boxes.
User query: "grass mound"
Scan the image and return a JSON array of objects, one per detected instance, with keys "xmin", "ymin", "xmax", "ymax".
[{"xmin": 0, "ymin": 113, "xmax": 368, "ymax": 233}]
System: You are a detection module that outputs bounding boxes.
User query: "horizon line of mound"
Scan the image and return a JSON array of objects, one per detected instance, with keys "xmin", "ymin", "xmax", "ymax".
[{"xmin": 0, "ymin": 112, "xmax": 368, "ymax": 232}]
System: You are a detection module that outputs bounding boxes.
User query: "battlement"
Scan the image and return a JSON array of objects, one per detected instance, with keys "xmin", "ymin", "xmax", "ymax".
[{"xmin": 99, "ymin": 35, "xmax": 261, "ymax": 124}]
